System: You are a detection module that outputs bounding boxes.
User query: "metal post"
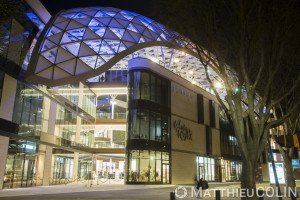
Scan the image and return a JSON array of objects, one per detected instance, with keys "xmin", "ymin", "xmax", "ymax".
[
  {"xmin": 258, "ymin": 190, "xmax": 264, "ymax": 200},
  {"xmin": 170, "ymin": 192, "xmax": 175, "ymax": 200},
  {"xmin": 215, "ymin": 190, "xmax": 221, "ymax": 200}
]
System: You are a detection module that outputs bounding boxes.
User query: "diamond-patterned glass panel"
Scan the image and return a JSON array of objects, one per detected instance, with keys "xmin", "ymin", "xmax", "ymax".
[
  {"xmin": 109, "ymin": 28, "xmax": 125, "ymax": 39},
  {"xmin": 41, "ymin": 47, "xmax": 58, "ymax": 63},
  {"xmin": 67, "ymin": 28, "xmax": 86, "ymax": 39},
  {"xmin": 80, "ymin": 55, "xmax": 97, "ymax": 69},
  {"xmin": 84, "ymin": 40, "xmax": 102, "ymax": 53},
  {"xmin": 99, "ymin": 41, "xmax": 115, "ymax": 54}
]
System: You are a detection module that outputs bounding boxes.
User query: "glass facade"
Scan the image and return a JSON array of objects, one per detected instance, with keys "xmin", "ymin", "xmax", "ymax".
[
  {"xmin": 12, "ymin": 82, "xmax": 44, "ymax": 138},
  {"xmin": 128, "ymin": 109, "xmax": 170, "ymax": 142},
  {"xmin": 128, "ymin": 70, "xmax": 170, "ymax": 106},
  {"xmin": 52, "ymin": 156, "xmax": 74, "ymax": 184},
  {"xmin": 55, "ymin": 104, "xmax": 77, "ymax": 142},
  {"xmin": 80, "ymin": 119, "xmax": 94, "ymax": 147},
  {"xmin": 126, "ymin": 69, "xmax": 171, "ymax": 184},
  {"xmin": 127, "ymin": 150, "xmax": 169, "ymax": 183}
]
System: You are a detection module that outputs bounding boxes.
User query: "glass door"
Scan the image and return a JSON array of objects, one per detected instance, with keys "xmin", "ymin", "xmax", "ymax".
[
  {"xmin": 198, "ymin": 165, "xmax": 205, "ymax": 180},
  {"xmin": 162, "ymin": 164, "xmax": 169, "ymax": 184}
]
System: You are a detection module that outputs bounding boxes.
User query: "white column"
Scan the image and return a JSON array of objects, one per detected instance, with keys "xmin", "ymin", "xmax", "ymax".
[
  {"xmin": 73, "ymin": 83, "xmax": 83, "ymax": 180},
  {"xmin": 42, "ymin": 100, "xmax": 57, "ymax": 186}
]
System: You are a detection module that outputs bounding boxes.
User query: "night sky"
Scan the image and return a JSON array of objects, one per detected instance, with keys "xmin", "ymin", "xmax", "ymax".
[{"xmin": 40, "ymin": 0, "xmax": 156, "ymax": 18}]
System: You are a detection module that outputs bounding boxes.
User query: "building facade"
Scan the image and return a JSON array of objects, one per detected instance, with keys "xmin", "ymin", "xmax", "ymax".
[{"xmin": 0, "ymin": 0, "xmax": 243, "ymax": 189}]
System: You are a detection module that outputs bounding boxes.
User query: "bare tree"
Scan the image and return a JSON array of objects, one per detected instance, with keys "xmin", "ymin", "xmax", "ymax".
[
  {"xmin": 271, "ymin": 90, "xmax": 300, "ymax": 191},
  {"xmin": 153, "ymin": 0, "xmax": 300, "ymax": 199}
]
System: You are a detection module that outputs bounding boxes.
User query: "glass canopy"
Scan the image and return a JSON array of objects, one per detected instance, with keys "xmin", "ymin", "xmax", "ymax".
[{"xmin": 26, "ymin": 7, "xmax": 224, "ymax": 96}]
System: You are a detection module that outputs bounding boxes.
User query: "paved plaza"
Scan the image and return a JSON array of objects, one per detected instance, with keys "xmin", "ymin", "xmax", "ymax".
[{"xmin": 1, "ymin": 182, "xmax": 299, "ymax": 200}]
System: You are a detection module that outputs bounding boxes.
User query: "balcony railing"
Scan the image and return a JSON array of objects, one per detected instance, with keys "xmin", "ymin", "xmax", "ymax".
[{"xmin": 96, "ymin": 113, "xmax": 126, "ymax": 119}]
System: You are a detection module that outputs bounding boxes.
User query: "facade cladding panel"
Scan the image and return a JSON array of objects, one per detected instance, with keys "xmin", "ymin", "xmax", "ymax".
[{"xmin": 0, "ymin": 1, "xmax": 244, "ymax": 189}]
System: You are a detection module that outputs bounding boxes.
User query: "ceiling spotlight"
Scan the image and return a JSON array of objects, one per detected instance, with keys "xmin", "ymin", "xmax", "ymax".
[
  {"xmin": 174, "ymin": 58, "xmax": 179, "ymax": 63},
  {"xmin": 214, "ymin": 82, "xmax": 222, "ymax": 88},
  {"xmin": 189, "ymin": 71, "xmax": 193, "ymax": 75}
]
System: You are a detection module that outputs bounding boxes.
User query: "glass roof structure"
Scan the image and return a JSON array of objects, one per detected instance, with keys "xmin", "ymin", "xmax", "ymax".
[{"xmin": 26, "ymin": 7, "xmax": 224, "ymax": 96}]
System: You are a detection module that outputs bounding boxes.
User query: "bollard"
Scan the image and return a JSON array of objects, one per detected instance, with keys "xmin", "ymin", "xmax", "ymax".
[
  {"xmin": 257, "ymin": 190, "xmax": 264, "ymax": 200},
  {"xmin": 170, "ymin": 192, "xmax": 175, "ymax": 200},
  {"xmin": 215, "ymin": 190, "xmax": 221, "ymax": 200},
  {"xmin": 290, "ymin": 190, "xmax": 296, "ymax": 200}
]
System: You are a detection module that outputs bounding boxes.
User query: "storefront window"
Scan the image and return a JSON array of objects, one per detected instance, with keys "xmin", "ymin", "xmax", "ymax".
[
  {"xmin": 3, "ymin": 139, "xmax": 39, "ymax": 189},
  {"xmin": 221, "ymin": 159, "xmax": 242, "ymax": 182},
  {"xmin": 127, "ymin": 150, "xmax": 169, "ymax": 183},
  {"xmin": 197, "ymin": 156, "xmax": 215, "ymax": 181},
  {"xmin": 51, "ymin": 156, "xmax": 74, "ymax": 184}
]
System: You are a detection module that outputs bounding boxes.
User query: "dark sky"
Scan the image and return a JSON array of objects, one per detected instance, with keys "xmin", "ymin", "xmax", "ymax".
[{"xmin": 40, "ymin": 0, "xmax": 156, "ymax": 18}]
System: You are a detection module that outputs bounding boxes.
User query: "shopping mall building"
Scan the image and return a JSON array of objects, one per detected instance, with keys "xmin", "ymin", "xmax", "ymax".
[{"xmin": 0, "ymin": 0, "xmax": 245, "ymax": 189}]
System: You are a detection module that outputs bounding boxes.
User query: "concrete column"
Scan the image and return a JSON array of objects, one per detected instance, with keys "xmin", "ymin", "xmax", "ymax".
[
  {"xmin": 73, "ymin": 152, "xmax": 79, "ymax": 181},
  {"xmin": 42, "ymin": 146, "xmax": 53, "ymax": 186},
  {"xmin": 0, "ymin": 137, "xmax": 9, "ymax": 189},
  {"xmin": 41, "ymin": 100, "xmax": 56, "ymax": 186},
  {"xmin": 73, "ymin": 83, "xmax": 83, "ymax": 181},
  {"xmin": 0, "ymin": 74, "xmax": 17, "ymax": 189},
  {"xmin": 36, "ymin": 96, "xmax": 51, "ymax": 184}
]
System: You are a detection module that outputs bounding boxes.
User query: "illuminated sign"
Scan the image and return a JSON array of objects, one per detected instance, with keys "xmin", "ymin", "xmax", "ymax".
[
  {"xmin": 173, "ymin": 120, "xmax": 192, "ymax": 141},
  {"xmin": 268, "ymin": 162, "xmax": 285, "ymax": 184},
  {"xmin": 292, "ymin": 160, "xmax": 300, "ymax": 168}
]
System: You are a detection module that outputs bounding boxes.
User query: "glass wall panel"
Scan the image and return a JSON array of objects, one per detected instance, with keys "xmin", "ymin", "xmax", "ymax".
[
  {"xmin": 149, "ymin": 151, "xmax": 155, "ymax": 182},
  {"xmin": 133, "ymin": 72, "xmax": 141, "ymax": 99},
  {"xmin": 129, "ymin": 150, "xmax": 139, "ymax": 182},
  {"xmin": 130, "ymin": 109, "xmax": 140, "ymax": 139},
  {"xmin": 156, "ymin": 155, "xmax": 162, "ymax": 182},
  {"xmin": 139, "ymin": 150, "xmax": 149, "ymax": 182},
  {"xmin": 140, "ymin": 109, "xmax": 149, "ymax": 140},
  {"xmin": 161, "ymin": 115, "xmax": 168, "ymax": 142},
  {"xmin": 150, "ymin": 74, "xmax": 156, "ymax": 102},
  {"xmin": 156, "ymin": 78, "xmax": 161, "ymax": 104},
  {"xmin": 149, "ymin": 112, "xmax": 156, "ymax": 140},
  {"xmin": 129, "ymin": 70, "xmax": 170, "ymax": 107},
  {"xmin": 140, "ymin": 72, "xmax": 150, "ymax": 100},
  {"xmin": 156, "ymin": 113, "xmax": 161, "ymax": 141},
  {"xmin": 13, "ymin": 82, "xmax": 44, "ymax": 138}
]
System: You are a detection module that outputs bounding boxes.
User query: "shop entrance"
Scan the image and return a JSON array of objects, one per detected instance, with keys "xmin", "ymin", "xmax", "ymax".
[
  {"xmin": 198, "ymin": 165, "xmax": 205, "ymax": 180},
  {"xmin": 3, "ymin": 152, "xmax": 38, "ymax": 189},
  {"xmin": 162, "ymin": 164, "xmax": 169, "ymax": 184}
]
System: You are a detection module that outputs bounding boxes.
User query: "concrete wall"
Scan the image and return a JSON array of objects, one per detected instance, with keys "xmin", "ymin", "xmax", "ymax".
[
  {"xmin": 171, "ymin": 151, "xmax": 197, "ymax": 184},
  {"xmin": 0, "ymin": 74, "xmax": 17, "ymax": 189},
  {"xmin": 171, "ymin": 82, "xmax": 197, "ymax": 121},
  {"xmin": 171, "ymin": 115, "xmax": 206, "ymax": 154}
]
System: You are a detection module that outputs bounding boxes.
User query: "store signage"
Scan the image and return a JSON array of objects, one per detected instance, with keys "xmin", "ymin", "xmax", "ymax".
[
  {"xmin": 292, "ymin": 160, "xmax": 300, "ymax": 168},
  {"xmin": 172, "ymin": 85, "xmax": 192, "ymax": 100},
  {"xmin": 173, "ymin": 120, "xmax": 192, "ymax": 141}
]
